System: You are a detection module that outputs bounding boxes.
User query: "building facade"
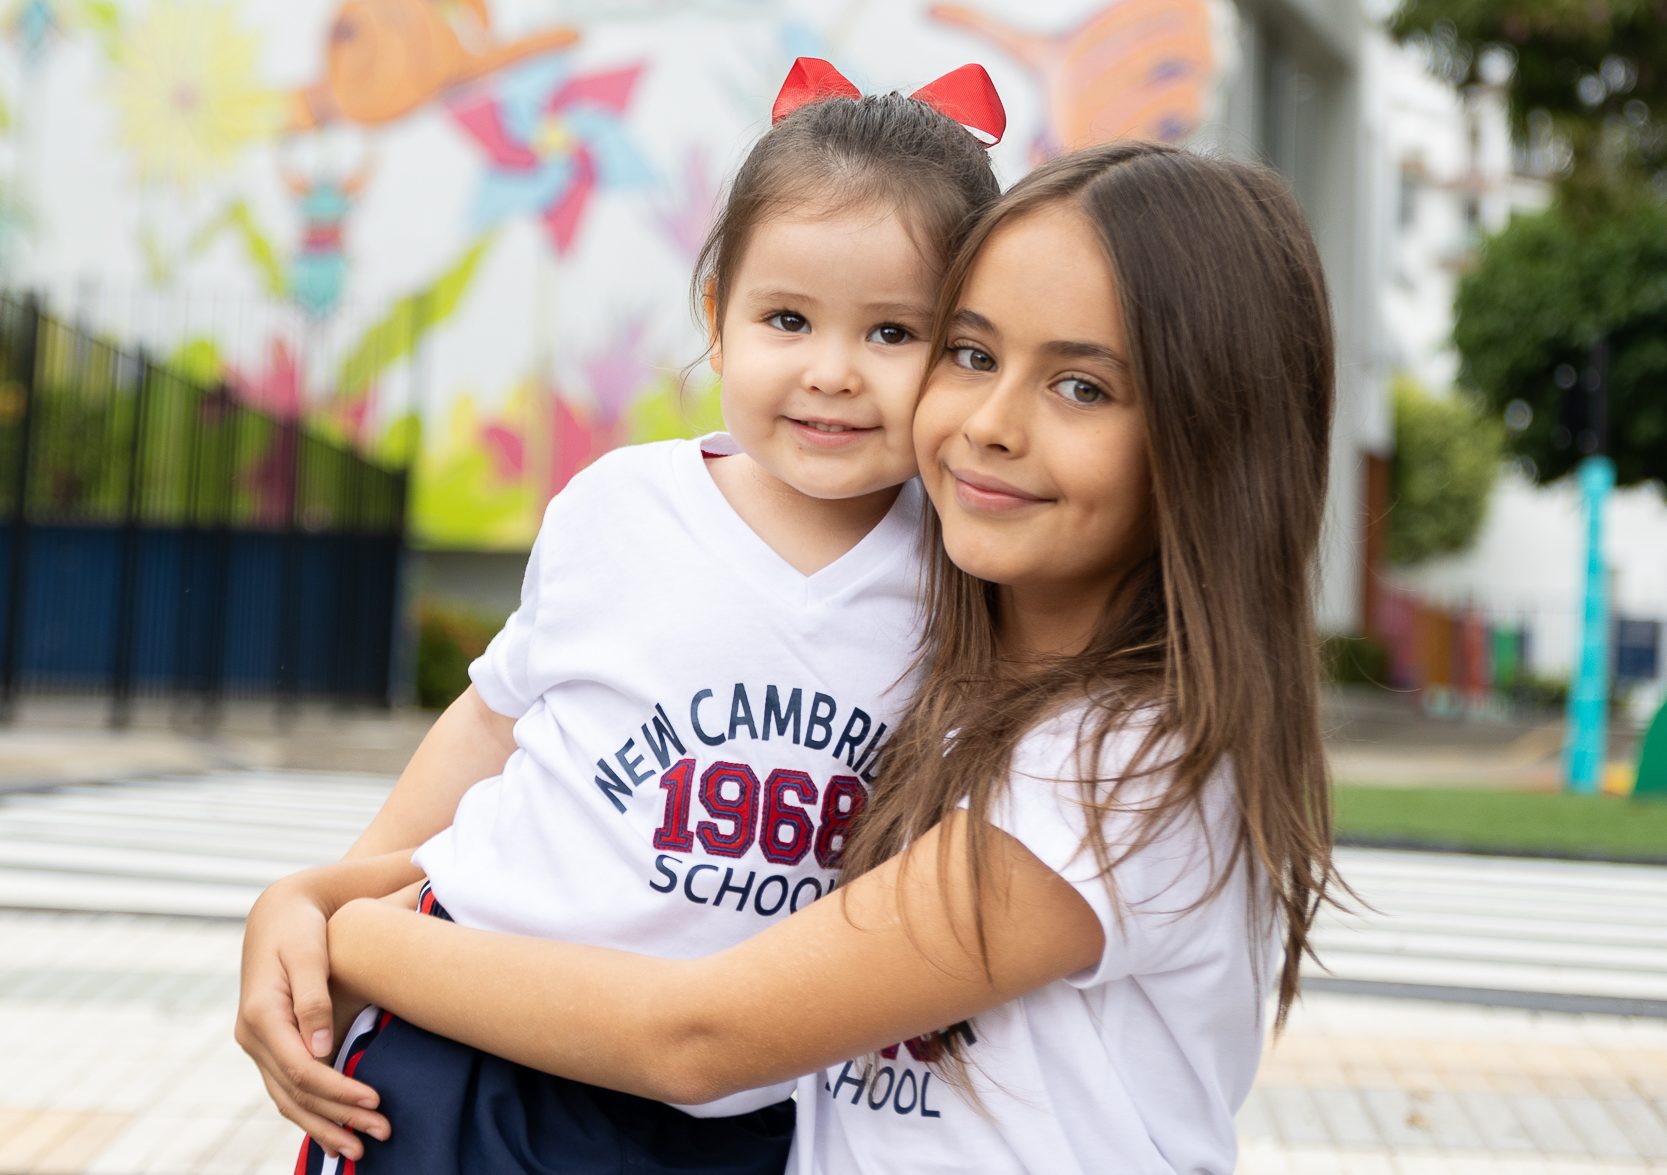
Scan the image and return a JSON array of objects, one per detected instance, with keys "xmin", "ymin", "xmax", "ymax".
[{"xmin": 0, "ymin": 0, "xmax": 1382, "ymax": 631}]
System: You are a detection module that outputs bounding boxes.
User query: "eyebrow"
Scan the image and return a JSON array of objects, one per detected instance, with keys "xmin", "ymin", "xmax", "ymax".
[
  {"xmin": 749, "ymin": 288, "xmax": 820, "ymax": 307},
  {"xmin": 1046, "ymin": 340, "xmax": 1128, "ymax": 370},
  {"xmin": 867, "ymin": 302, "xmax": 934, "ymax": 321},
  {"xmin": 952, "ymin": 308, "xmax": 1128, "ymax": 369}
]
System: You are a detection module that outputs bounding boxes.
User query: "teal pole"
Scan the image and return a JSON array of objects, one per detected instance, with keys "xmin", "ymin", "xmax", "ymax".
[{"xmin": 1564, "ymin": 455, "xmax": 1614, "ymax": 793}]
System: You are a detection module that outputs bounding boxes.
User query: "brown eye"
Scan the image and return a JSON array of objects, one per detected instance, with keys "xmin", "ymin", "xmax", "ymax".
[
  {"xmin": 869, "ymin": 324, "xmax": 913, "ymax": 345},
  {"xmin": 1051, "ymin": 376, "xmax": 1106, "ymax": 405},
  {"xmin": 949, "ymin": 345, "xmax": 995, "ymax": 372},
  {"xmin": 767, "ymin": 312, "xmax": 809, "ymax": 333}
]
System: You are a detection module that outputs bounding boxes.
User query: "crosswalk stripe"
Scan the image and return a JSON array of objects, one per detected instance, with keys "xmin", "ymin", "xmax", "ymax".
[
  {"xmin": 1316, "ymin": 847, "xmax": 1667, "ymax": 1009},
  {"xmin": 0, "ymin": 770, "xmax": 393, "ymax": 919},
  {"xmin": 3, "ymin": 774, "xmax": 1663, "ymax": 1012}
]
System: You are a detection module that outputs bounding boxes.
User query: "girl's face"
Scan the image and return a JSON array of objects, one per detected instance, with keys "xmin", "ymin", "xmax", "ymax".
[
  {"xmin": 713, "ymin": 205, "xmax": 936, "ymax": 507},
  {"xmin": 914, "ymin": 202, "xmax": 1153, "ymax": 626}
]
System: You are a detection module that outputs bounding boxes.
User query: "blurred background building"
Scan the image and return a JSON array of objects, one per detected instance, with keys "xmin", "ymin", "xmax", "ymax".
[
  {"xmin": 0, "ymin": 0, "xmax": 1385, "ymax": 631},
  {"xmin": 1, "ymin": 0, "xmax": 1662, "ymax": 722},
  {"xmin": 1366, "ymin": 17, "xmax": 1667, "ymax": 718}
]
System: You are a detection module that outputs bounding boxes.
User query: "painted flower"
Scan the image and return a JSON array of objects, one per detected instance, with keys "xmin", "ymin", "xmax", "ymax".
[
  {"xmin": 111, "ymin": 1, "xmax": 280, "ymax": 189},
  {"xmin": 226, "ymin": 337, "xmax": 303, "ymax": 419}
]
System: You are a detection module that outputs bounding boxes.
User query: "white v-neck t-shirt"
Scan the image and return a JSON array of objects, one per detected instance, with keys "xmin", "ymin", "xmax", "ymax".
[
  {"xmin": 413, "ymin": 434, "xmax": 923, "ymax": 1116},
  {"xmin": 792, "ymin": 712, "xmax": 1278, "ymax": 1173}
]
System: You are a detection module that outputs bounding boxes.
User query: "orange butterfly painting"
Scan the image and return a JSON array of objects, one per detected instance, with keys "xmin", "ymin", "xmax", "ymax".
[{"xmin": 931, "ymin": 1, "xmax": 1215, "ymax": 160}]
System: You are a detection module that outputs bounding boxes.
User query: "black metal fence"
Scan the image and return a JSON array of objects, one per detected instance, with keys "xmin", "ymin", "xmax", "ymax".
[{"xmin": 0, "ymin": 292, "xmax": 408, "ymax": 723}]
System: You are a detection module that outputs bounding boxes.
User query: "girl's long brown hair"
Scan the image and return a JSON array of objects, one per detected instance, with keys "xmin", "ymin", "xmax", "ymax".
[{"xmin": 839, "ymin": 142, "xmax": 1343, "ymax": 1053}]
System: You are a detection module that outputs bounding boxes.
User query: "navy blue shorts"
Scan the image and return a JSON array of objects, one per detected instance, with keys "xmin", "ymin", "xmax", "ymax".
[{"xmin": 295, "ymin": 886, "xmax": 794, "ymax": 1175}]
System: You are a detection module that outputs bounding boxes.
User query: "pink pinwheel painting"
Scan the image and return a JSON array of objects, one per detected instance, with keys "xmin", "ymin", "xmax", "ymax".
[{"xmin": 448, "ymin": 56, "xmax": 653, "ymax": 255}]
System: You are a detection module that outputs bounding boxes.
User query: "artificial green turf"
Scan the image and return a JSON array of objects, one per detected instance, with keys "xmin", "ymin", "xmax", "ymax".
[{"xmin": 1334, "ymin": 785, "xmax": 1667, "ymax": 861}]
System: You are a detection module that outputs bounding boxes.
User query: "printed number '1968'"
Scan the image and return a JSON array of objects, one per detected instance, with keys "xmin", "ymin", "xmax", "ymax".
[{"xmin": 651, "ymin": 758, "xmax": 866, "ymax": 867}]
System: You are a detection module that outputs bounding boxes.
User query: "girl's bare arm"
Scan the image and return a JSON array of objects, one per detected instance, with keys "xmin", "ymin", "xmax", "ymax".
[{"xmin": 326, "ymin": 810, "xmax": 1102, "ymax": 1105}]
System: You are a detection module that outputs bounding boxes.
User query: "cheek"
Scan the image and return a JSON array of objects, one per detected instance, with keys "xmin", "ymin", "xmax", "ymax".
[
  {"xmin": 911, "ymin": 379, "xmax": 956, "ymax": 461},
  {"xmin": 1070, "ymin": 435, "xmax": 1151, "ymax": 541}
]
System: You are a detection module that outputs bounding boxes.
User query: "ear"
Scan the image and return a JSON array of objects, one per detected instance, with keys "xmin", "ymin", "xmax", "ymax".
[{"xmin": 702, "ymin": 278, "xmax": 722, "ymax": 375}]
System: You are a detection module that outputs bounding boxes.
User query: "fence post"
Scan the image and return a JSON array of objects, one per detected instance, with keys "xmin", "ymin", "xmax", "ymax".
[
  {"xmin": 170, "ymin": 367, "xmax": 208, "ymax": 725},
  {"xmin": 110, "ymin": 349, "xmax": 153, "ymax": 728},
  {"xmin": 200, "ymin": 381, "xmax": 237, "ymax": 728},
  {"xmin": 383, "ymin": 466, "xmax": 411, "ymax": 708},
  {"xmin": 276, "ymin": 418, "xmax": 305, "ymax": 726},
  {"xmin": 0, "ymin": 295, "xmax": 42, "ymax": 722}
]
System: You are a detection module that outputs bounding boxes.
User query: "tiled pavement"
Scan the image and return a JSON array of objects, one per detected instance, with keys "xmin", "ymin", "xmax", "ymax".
[{"xmin": 1, "ymin": 771, "xmax": 1664, "ymax": 1173}]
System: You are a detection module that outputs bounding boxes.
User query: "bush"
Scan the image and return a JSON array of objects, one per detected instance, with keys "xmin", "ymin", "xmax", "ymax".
[
  {"xmin": 415, "ymin": 601, "xmax": 501, "ymax": 709},
  {"xmin": 1510, "ymin": 672, "xmax": 1570, "ymax": 711},
  {"xmin": 1389, "ymin": 375, "xmax": 1503, "ymax": 566},
  {"xmin": 1322, "ymin": 634, "xmax": 1392, "ymax": 687}
]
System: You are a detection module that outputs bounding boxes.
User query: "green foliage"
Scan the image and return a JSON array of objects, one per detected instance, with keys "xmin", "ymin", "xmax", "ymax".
[
  {"xmin": 1507, "ymin": 672, "xmax": 1570, "ymax": 710},
  {"xmin": 1322, "ymin": 634, "xmax": 1392, "ymax": 686},
  {"xmin": 0, "ymin": 307, "xmax": 403, "ymax": 528},
  {"xmin": 1390, "ymin": 0, "xmax": 1667, "ymax": 192},
  {"xmin": 1452, "ymin": 197, "xmax": 1667, "ymax": 486},
  {"xmin": 415, "ymin": 600, "xmax": 503, "ymax": 709},
  {"xmin": 1389, "ymin": 375, "xmax": 1503, "ymax": 564}
]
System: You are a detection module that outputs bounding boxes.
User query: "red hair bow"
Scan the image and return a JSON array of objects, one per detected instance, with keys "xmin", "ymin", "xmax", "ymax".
[{"xmin": 771, "ymin": 57, "xmax": 1006, "ymax": 147}]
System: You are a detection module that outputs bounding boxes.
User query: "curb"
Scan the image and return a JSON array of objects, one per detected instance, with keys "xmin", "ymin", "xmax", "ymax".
[{"xmin": 1337, "ymin": 834, "xmax": 1667, "ymax": 868}]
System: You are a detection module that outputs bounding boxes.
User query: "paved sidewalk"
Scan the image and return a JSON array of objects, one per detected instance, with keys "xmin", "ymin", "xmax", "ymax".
[
  {"xmin": 0, "ymin": 686, "xmax": 1586, "ymax": 795},
  {"xmin": 3, "ymin": 908, "xmax": 1665, "ymax": 1173},
  {"xmin": 0, "ymin": 697, "xmax": 433, "ymax": 792}
]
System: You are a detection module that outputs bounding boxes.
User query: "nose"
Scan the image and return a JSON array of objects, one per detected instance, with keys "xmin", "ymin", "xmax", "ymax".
[
  {"xmin": 960, "ymin": 374, "xmax": 1026, "ymax": 455},
  {"xmin": 803, "ymin": 337, "xmax": 860, "ymax": 397}
]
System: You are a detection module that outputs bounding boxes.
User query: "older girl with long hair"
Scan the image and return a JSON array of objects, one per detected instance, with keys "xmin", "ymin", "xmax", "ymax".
[{"xmin": 269, "ymin": 140, "xmax": 1340, "ymax": 1173}]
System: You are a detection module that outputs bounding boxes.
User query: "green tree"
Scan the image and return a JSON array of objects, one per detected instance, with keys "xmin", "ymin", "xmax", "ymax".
[
  {"xmin": 1389, "ymin": 375, "xmax": 1503, "ymax": 565},
  {"xmin": 1452, "ymin": 195, "xmax": 1667, "ymax": 487},
  {"xmin": 1390, "ymin": 0, "xmax": 1667, "ymax": 195}
]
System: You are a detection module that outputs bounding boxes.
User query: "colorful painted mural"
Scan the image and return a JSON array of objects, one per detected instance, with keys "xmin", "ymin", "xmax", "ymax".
[
  {"xmin": 930, "ymin": 2, "xmax": 1214, "ymax": 159},
  {"xmin": 1, "ymin": 0, "xmax": 1230, "ymax": 549}
]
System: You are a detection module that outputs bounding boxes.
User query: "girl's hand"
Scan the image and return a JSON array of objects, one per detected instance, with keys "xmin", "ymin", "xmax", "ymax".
[{"xmin": 235, "ymin": 875, "xmax": 391, "ymax": 1161}]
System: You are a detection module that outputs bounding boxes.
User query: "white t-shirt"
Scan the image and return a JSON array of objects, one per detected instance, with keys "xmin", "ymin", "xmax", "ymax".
[
  {"xmin": 413, "ymin": 434, "xmax": 923, "ymax": 1116},
  {"xmin": 791, "ymin": 712, "xmax": 1279, "ymax": 1173}
]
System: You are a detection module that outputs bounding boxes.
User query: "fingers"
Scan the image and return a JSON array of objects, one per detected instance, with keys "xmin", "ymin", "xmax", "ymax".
[
  {"xmin": 277, "ymin": 937, "xmax": 337, "ymax": 1060},
  {"xmin": 236, "ymin": 997, "xmax": 389, "ymax": 1138},
  {"xmin": 258, "ymin": 1068, "xmax": 375, "ymax": 1164},
  {"xmin": 290, "ymin": 973, "xmax": 337, "ymax": 1060},
  {"xmin": 283, "ymin": 1069, "xmax": 391, "ymax": 1148}
]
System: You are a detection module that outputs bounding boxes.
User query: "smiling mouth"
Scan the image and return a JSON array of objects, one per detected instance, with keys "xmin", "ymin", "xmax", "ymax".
[
  {"xmin": 949, "ymin": 467, "xmax": 1050, "ymax": 511},
  {"xmin": 789, "ymin": 418, "xmax": 873, "ymax": 433}
]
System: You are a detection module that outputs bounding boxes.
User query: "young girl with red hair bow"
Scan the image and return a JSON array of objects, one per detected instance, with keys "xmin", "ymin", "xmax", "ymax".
[{"xmin": 236, "ymin": 58, "xmax": 1005, "ymax": 1175}]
